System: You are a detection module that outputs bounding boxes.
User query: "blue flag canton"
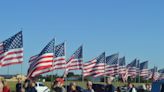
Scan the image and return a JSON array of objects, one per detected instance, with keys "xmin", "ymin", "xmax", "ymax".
[
  {"xmin": 150, "ymin": 66, "xmax": 158, "ymax": 72},
  {"xmin": 96, "ymin": 52, "xmax": 105, "ymax": 64},
  {"xmin": 119, "ymin": 56, "xmax": 126, "ymax": 66},
  {"xmin": 3, "ymin": 31, "xmax": 23, "ymax": 52},
  {"xmin": 55, "ymin": 43, "xmax": 65, "ymax": 57},
  {"xmin": 72, "ymin": 46, "xmax": 83, "ymax": 59},
  {"xmin": 158, "ymin": 68, "xmax": 164, "ymax": 73},
  {"xmin": 140, "ymin": 61, "xmax": 148, "ymax": 70},
  {"xmin": 106, "ymin": 53, "xmax": 119, "ymax": 65},
  {"xmin": 127, "ymin": 59, "xmax": 138, "ymax": 67},
  {"xmin": 39, "ymin": 39, "xmax": 55, "ymax": 55}
]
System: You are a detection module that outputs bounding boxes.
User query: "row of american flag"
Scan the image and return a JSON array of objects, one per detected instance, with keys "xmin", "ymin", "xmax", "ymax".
[{"xmin": 0, "ymin": 31, "xmax": 164, "ymax": 81}]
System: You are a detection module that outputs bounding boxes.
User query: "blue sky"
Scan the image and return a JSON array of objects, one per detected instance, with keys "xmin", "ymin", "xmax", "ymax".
[{"xmin": 0, "ymin": 0, "xmax": 163, "ymax": 75}]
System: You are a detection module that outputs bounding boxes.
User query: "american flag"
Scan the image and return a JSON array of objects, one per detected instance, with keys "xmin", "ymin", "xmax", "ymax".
[
  {"xmin": 127, "ymin": 59, "xmax": 139, "ymax": 77},
  {"xmin": 83, "ymin": 52, "xmax": 105, "ymax": 77},
  {"xmin": 0, "ymin": 31, "xmax": 23, "ymax": 67},
  {"xmin": 140, "ymin": 61, "xmax": 149, "ymax": 77},
  {"xmin": 118, "ymin": 56, "xmax": 127, "ymax": 81},
  {"xmin": 27, "ymin": 38, "xmax": 55, "ymax": 78},
  {"xmin": 119, "ymin": 56, "xmax": 126, "ymax": 75},
  {"xmin": 65, "ymin": 46, "xmax": 83, "ymax": 75},
  {"xmin": 105, "ymin": 53, "xmax": 119, "ymax": 76},
  {"xmin": 148, "ymin": 66, "xmax": 159, "ymax": 81},
  {"xmin": 53, "ymin": 42, "xmax": 66, "ymax": 70}
]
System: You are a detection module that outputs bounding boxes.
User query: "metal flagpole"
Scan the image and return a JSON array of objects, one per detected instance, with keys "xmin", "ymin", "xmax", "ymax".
[
  {"xmin": 64, "ymin": 41, "xmax": 68, "ymax": 92},
  {"xmin": 51, "ymin": 38, "xmax": 56, "ymax": 89},
  {"xmin": 81, "ymin": 44, "xmax": 84, "ymax": 83},
  {"xmin": 138, "ymin": 60, "xmax": 141, "ymax": 83},
  {"xmin": 104, "ymin": 52, "xmax": 106, "ymax": 83},
  {"xmin": 116, "ymin": 53, "xmax": 119, "ymax": 83},
  {"xmin": 21, "ymin": 28, "xmax": 23, "ymax": 86}
]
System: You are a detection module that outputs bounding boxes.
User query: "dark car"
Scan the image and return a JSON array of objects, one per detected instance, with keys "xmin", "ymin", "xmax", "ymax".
[{"xmin": 92, "ymin": 84, "xmax": 105, "ymax": 92}]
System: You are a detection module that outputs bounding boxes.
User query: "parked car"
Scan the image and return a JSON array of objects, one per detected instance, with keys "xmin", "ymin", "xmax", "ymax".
[
  {"xmin": 92, "ymin": 84, "xmax": 105, "ymax": 92},
  {"xmin": 35, "ymin": 82, "xmax": 50, "ymax": 92}
]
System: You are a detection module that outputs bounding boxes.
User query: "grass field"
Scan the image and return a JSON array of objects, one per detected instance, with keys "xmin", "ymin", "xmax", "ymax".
[{"xmin": 7, "ymin": 81, "xmax": 145, "ymax": 92}]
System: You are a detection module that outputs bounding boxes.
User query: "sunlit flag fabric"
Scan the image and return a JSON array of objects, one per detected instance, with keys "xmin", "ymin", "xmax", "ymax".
[
  {"xmin": 65, "ymin": 46, "xmax": 83, "ymax": 74},
  {"xmin": 83, "ymin": 52, "xmax": 105, "ymax": 77},
  {"xmin": 127, "ymin": 59, "xmax": 139, "ymax": 77},
  {"xmin": 53, "ymin": 42, "xmax": 66, "ymax": 70},
  {"xmin": 27, "ymin": 39, "xmax": 55, "ymax": 78},
  {"xmin": 140, "ymin": 61, "xmax": 149, "ymax": 77},
  {"xmin": 0, "ymin": 31, "xmax": 23, "ymax": 67},
  {"xmin": 105, "ymin": 53, "xmax": 119, "ymax": 76}
]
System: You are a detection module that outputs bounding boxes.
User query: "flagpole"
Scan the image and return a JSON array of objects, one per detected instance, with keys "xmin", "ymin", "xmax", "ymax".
[
  {"xmin": 117, "ymin": 52, "xmax": 119, "ymax": 83},
  {"xmin": 64, "ymin": 41, "xmax": 68, "ymax": 92},
  {"xmin": 81, "ymin": 44, "xmax": 84, "ymax": 83},
  {"xmin": 51, "ymin": 38, "xmax": 56, "ymax": 89},
  {"xmin": 138, "ymin": 60, "xmax": 141, "ymax": 83},
  {"xmin": 104, "ymin": 52, "xmax": 106, "ymax": 83},
  {"xmin": 21, "ymin": 28, "xmax": 23, "ymax": 85}
]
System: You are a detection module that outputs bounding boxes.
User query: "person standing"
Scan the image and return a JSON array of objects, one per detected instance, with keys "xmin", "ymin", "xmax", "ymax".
[
  {"xmin": 68, "ymin": 82, "xmax": 78, "ymax": 92},
  {"xmin": 127, "ymin": 83, "xmax": 137, "ymax": 92},
  {"xmin": 2, "ymin": 80, "xmax": 10, "ymax": 92},
  {"xmin": 51, "ymin": 78, "xmax": 65, "ymax": 92},
  {"xmin": 16, "ymin": 78, "xmax": 22, "ymax": 92},
  {"xmin": 105, "ymin": 77, "xmax": 115, "ymax": 92},
  {"xmin": 0, "ymin": 79, "xmax": 4, "ymax": 92},
  {"xmin": 85, "ymin": 81, "xmax": 94, "ymax": 92}
]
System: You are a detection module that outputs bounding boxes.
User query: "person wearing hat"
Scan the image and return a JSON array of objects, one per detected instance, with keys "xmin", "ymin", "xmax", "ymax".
[{"xmin": 51, "ymin": 78, "xmax": 65, "ymax": 92}]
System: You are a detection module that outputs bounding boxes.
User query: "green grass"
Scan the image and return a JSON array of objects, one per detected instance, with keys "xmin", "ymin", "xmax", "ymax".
[{"xmin": 8, "ymin": 81, "xmax": 145, "ymax": 92}]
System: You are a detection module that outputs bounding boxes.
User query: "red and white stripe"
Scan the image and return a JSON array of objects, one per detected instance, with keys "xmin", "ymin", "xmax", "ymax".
[
  {"xmin": 0, "ymin": 43, "xmax": 23, "ymax": 67},
  {"xmin": 119, "ymin": 66, "xmax": 127, "ymax": 75},
  {"xmin": 140, "ymin": 69, "xmax": 149, "ymax": 77},
  {"xmin": 121, "ymin": 68, "xmax": 129, "ymax": 82},
  {"xmin": 27, "ymin": 53, "xmax": 54, "ymax": 78},
  {"xmin": 66, "ymin": 57, "xmax": 83, "ymax": 71},
  {"xmin": 52, "ymin": 56, "xmax": 66, "ymax": 70},
  {"xmin": 105, "ymin": 65, "xmax": 114, "ymax": 76},
  {"xmin": 83, "ymin": 59, "xmax": 105, "ymax": 77},
  {"xmin": 105, "ymin": 64, "xmax": 119, "ymax": 76},
  {"xmin": 128, "ymin": 67, "xmax": 138, "ymax": 77}
]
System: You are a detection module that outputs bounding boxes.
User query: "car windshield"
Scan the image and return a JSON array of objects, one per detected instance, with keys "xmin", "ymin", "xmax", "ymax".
[{"xmin": 39, "ymin": 83, "xmax": 45, "ymax": 86}]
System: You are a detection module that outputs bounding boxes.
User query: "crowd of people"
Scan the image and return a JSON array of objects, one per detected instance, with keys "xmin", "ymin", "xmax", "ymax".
[
  {"xmin": 50, "ymin": 77, "xmax": 152, "ymax": 92},
  {"xmin": 0, "ymin": 77, "xmax": 152, "ymax": 92}
]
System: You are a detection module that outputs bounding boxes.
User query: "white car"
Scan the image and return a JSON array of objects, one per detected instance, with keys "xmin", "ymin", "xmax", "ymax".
[{"xmin": 35, "ymin": 82, "xmax": 50, "ymax": 92}]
